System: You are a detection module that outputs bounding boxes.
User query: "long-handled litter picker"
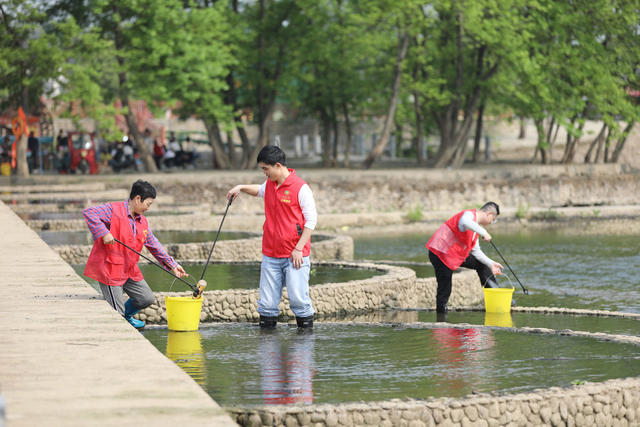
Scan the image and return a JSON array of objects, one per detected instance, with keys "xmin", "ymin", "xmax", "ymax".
[
  {"xmin": 198, "ymin": 198, "xmax": 233, "ymax": 288},
  {"xmin": 112, "ymin": 237, "xmax": 204, "ymax": 298},
  {"xmin": 489, "ymin": 240, "xmax": 529, "ymax": 295}
]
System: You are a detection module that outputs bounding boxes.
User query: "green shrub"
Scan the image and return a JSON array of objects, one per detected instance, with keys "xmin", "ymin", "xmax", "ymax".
[
  {"xmin": 406, "ymin": 204, "xmax": 424, "ymax": 222},
  {"xmin": 515, "ymin": 203, "xmax": 530, "ymax": 220}
]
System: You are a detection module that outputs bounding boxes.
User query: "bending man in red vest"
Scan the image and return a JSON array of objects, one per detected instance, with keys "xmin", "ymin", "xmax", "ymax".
[
  {"xmin": 227, "ymin": 145, "xmax": 317, "ymax": 329},
  {"xmin": 83, "ymin": 180, "xmax": 188, "ymax": 329},
  {"xmin": 426, "ymin": 202, "xmax": 504, "ymax": 314}
]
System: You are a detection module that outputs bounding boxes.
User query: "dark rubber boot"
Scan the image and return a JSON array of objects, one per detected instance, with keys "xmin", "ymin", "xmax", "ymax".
[
  {"xmin": 259, "ymin": 315, "xmax": 278, "ymax": 329},
  {"xmin": 296, "ymin": 316, "xmax": 314, "ymax": 329},
  {"xmin": 436, "ymin": 305, "xmax": 448, "ymax": 314}
]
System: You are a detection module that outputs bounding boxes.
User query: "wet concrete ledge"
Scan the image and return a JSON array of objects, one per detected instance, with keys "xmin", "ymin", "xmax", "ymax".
[{"xmin": 0, "ymin": 201, "xmax": 237, "ymax": 427}]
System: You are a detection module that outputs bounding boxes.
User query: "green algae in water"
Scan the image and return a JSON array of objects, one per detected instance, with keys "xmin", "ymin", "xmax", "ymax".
[
  {"xmin": 72, "ymin": 263, "xmax": 381, "ymax": 292},
  {"xmin": 143, "ymin": 323, "xmax": 640, "ymax": 406}
]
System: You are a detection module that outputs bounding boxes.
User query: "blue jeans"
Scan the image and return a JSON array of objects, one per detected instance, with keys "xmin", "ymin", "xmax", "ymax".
[{"xmin": 258, "ymin": 255, "xmax": 314, "ymax": 318}]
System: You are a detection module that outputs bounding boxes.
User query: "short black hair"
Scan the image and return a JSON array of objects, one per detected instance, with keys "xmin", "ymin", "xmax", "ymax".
[
  {"xmin": 480, "ymin": 201, "xmax": 500, "ymax": 216},
  {"xmin": 129, "ymin": 180, "xmax": 156, "ymax": 200},
  {"xmin": 257, "ymin": 145, "xmax": 286, "ymax": 166}
]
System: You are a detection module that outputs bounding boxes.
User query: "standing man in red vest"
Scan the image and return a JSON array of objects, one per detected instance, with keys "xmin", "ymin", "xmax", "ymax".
[
  {"xmin": 426, "ymin": 202, "xmax": 504, "ymax": 314},
  {"xmin": 227, "ymin": 145, "xmax": 317, "ymax": 329},
  {"xmin": 83, "ymin": 180, "xmax": 188, "ymax": 329}
]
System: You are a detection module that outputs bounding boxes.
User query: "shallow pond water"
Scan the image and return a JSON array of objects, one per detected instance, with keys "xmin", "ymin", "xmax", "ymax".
[
  {"xmin": 143, "ymin": 323, "xmax": 640, "ymax": 406},
  {"xmin": 354, "ymin": 230, "xmax": 640, "ymax": 313},
  {"xmin": 72, "ymin": 262, "xmax": 382, "ymax": 292},
  {"xmin": 414, "ymin": 310, "xmax": 640, "ymax": 337}
]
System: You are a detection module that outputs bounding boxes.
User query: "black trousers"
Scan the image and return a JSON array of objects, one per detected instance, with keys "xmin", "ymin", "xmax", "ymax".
[{"xmin": 428, "ymin": 250, "xmax": 496, "ymax": 310}]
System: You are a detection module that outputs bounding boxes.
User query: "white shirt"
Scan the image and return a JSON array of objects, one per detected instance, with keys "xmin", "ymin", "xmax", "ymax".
[
  {"xmin": 458, "ymin": 210, "xmax": 494, "ymax": 268},
  {"xmin": 258, "ymin": 181, "xmax": 317, "ymax": 230}
]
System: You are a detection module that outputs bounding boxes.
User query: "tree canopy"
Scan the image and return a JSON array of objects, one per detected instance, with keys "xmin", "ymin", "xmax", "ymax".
[{"xmin": 1, "ymin": 0, "xmax": 638, "ymax": 173}]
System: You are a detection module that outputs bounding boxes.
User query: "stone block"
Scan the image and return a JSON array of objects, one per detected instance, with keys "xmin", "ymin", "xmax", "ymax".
[{"xmin": 285, "ymin": 415, "xmax": 299, "ymax": 427}]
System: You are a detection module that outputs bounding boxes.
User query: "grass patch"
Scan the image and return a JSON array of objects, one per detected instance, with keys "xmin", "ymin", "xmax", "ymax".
[
  {"xmin": 406, "ymin": 204, "xmax": 424, "ymax": 222},
  {"xmin": 515, "ymin": 203, "xmax": 530, "ymax": 220},
  {"xmin": 531, "ymin": 209, "xmax": 562, "ymax": 220}
]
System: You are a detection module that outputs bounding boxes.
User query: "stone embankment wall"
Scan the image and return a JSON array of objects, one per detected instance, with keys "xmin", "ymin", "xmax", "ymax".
[
  {"xmin": 133, "ymin": 263, "xmax": 482, "ymax": 324},
  {"xmin": 53, "ymin": 233, "xmax": 354, "ymax": 264},
  {"xmin": 228, "ymin": 324, "xmax": 640, "ymax": 427},
  {"xmin": 151, "ymin": 164, "xmax": 640, "ymax": 216}
]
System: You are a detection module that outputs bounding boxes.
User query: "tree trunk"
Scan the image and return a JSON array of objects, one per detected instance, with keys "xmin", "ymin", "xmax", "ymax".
[
  {"xmin": 123, "ymin": 106, "xmax": 156, "ymax": 172},
  {"xmin": 561, "ymin": 111, "xmax": 586, "ymax": 164},
  {"xmin": 584, "ymin": 123, "xmax": 607, "ymax": 163},
  {"xmin": 594, "ymin": 126, "xmax": 611, "ymax": 163},
  {"xmin": 472, "ymin": 102, "xmax": 485, "ymax": 162},
  {"xmin": 227, "ymin": 131, "xmax": 238, "ymax": 167},
  {"xmin": 610, "ymin": 121, "xmax": 635, "ymax": 163},
  {"xmin": 412, "ymin": 91, "xmax": 425, "ymax": 166},
  {"xmin": 15, "ymin": 133, "xmax": 29, "ymax": 178},
  {"xmin": 362, "ymin": 32, "xmax": 409, "ymax": 169},
  {"xmin": 320, "ymin": 109, "xmax": 332, "ymax": 167},
  {"xmin": 533, "ymin": 119, "xmax": 549, "ymax": 164},
  {"xmin": 203, "ymin": 117, "xmax": 231, "ymax": 169},
  {"xmin": 331, "ymin": 117, "xmax": 339, "ymax": 167},
  {"xmin": 342, "ymin": 102, "xmax": 352, "ymax": 167},
  {"xmin": 518, "ymin": 117, "xmax": 526, "ymax": 139}
]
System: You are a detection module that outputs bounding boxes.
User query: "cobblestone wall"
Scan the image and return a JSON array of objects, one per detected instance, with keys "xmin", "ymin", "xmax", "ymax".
[
  {"xmin": 133, "ymin": 264, "xmax": 480, "ymax": 324},
  {"xmin": 53, "ymin": 233, "xmax": 354, "ymax": 264}
]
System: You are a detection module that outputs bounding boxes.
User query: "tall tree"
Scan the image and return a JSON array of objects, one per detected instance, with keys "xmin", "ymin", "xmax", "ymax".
[{"xmin": 0, "ymin": 1, "xmax": 68, "ymax": 177}]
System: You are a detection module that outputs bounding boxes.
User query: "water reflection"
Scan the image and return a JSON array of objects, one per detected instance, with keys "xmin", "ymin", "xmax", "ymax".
[
  {"xmin": 430, "ymin": 327, "xmax": 496, "ymax": 396},
  {"xmin": 484, "ymin": 312, "xmax": 514, "ymax": 328},
  {"xmin": 259, "ymin": 330, "xmax": 315, "ymax": 404},
  {"xmin": 165, "ymin": 331, "xmax": 206, "ymax": 386}
]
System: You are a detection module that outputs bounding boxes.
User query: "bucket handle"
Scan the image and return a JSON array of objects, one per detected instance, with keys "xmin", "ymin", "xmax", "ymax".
[{"xmin": 483, "ymin": 274, "xmax": 515, "ymax": 290}]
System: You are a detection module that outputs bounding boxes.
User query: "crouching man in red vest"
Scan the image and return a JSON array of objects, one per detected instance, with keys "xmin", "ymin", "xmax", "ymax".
[
  {"xmin": 227, "ymin": 145, "xmax": 317, "ymax": 329},
  {"xmin": 426, "ymin": 202, "xmax": 504, "ymax": 314},
  {"xmin": 83, "ymin": 180, "xmax": 188, "ymax": 329}
]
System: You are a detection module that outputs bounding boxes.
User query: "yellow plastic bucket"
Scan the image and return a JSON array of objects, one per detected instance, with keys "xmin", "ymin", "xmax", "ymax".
[
  {"xmin": 484, "ymin": 312, "xmax": 513, "ymax": 327},
  {"xmin": 1, "ymin": 162, "xmax": 11, "ymax": 176},
  {"xmin": 165, "ymin": 296, "xmax": 203, "ymax": 331},
  {"xmin": 483, "ymin": 286, "xmax": 514, "ymax": 313}
]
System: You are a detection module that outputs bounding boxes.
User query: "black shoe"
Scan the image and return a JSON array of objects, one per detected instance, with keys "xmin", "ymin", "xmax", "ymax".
[
  {"xmin": 436, "ymin": 305, "xmax": 448, "ymax": 314},
  {"xmin": 259, "ymin": 315, "xmax": 278, "ymax": 329},
  {"xmin": 296, "ymin": 315, "xmax": 314, "ymax": 329},
  {"xmin": 436, "ymin": 312, "xmax": 448, "ymax": 323}
]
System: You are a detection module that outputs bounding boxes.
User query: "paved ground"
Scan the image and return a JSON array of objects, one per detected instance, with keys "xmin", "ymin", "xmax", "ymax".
[{"xmin": 0, "ymin": 201, "xmax": 236, "ymax": 426}]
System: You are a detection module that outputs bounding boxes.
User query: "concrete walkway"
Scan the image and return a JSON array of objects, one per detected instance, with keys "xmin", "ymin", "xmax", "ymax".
[{"xmin": 0, "ymin": 201, "xmax": 236, "ymax": 426}]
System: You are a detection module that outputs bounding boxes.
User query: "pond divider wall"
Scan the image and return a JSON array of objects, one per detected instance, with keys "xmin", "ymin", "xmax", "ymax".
[
  {"xmin": 134, "ymin": 263, "xmax": 482, "ymax": 324},
  {"xmin": 53, "ymin": 232, "xmax": 354, "ymax": 264}
]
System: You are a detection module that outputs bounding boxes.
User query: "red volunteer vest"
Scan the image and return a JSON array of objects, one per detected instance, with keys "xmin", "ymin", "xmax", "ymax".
[
  {"xmin": 426, "ymin": 209, "xmax": 478, "ymax": 270},
  {"xmin": 262, "ymin": 169, "xmax": 311, "ymax": 258},
  {"xmin": 84, "ymin": 201, "xmax": 148, "ymax": 286}
]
